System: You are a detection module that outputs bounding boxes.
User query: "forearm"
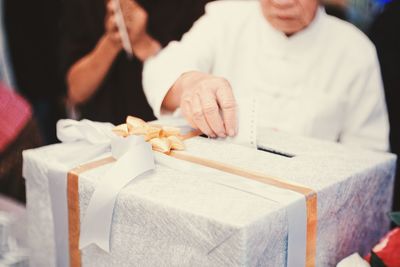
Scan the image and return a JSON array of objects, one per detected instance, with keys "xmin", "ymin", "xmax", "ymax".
[{"xmin": 67, "ymin": 35, "xmax": 121, "ymax": 104}]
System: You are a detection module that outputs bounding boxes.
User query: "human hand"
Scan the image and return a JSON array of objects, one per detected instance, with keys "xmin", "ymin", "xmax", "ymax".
[
  {"xmin": 105, "ymin": 0, "xmax": 123, "ymax": 50},
  {"xmin": 178, "ymin": 72, "xmax": 237, "ymax": 138},
  {"xmin": 118, "ymin": 0, "xmax": 148, "ymax": 47},
  {"xmin": 107, "ymin": 0, "xmax": 160, "ymax": 60},
  {"xmin": 121, "ymin": 0, "xmax": 160, "ymax": 60}
]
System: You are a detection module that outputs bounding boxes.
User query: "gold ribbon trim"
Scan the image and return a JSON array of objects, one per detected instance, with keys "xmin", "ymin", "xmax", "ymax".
[{"xmin": 67, "ymin": 157, "xmax": 116, "ymax": 267}]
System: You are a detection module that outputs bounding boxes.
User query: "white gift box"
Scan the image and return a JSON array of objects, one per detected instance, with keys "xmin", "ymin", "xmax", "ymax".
[{"xmin": 23, "ymin": 123, "xmax": 396, "ymax": 267}]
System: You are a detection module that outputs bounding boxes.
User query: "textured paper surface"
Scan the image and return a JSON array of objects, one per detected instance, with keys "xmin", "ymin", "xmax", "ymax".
[{"xmin": 23, "ymin": 128, "xmax": 396, "ymax": 267}]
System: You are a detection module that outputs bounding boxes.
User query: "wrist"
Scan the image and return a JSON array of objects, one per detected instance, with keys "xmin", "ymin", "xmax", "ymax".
[
  {"xmin": 102, "ymin": 34, "xmax": 122, "ymax": 55},
  {"xmin": 132, "ymin": 34, "xmax": 161, "ymax": 62}
]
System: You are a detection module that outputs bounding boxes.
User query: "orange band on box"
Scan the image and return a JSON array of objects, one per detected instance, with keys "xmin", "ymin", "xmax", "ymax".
[{"xmin": 67, "ymin": 157, "xmax": 116, "ymax": 267}]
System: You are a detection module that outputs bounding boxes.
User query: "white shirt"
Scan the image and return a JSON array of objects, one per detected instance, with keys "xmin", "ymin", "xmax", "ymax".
[{"xmin": 143, "ymin": 0, "xmax": 389, "ymax": 151}]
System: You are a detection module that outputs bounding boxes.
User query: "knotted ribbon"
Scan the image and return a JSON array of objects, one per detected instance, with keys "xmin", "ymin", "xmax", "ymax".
[{"xmin": 55, "ymin": 119, "xmax": 155, "ymax": 254}]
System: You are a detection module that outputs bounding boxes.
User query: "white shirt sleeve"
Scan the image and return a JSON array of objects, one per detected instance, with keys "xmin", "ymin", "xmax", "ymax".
[
  {"xmin": 340, "ymin": 54, "xmax": 390, "ymax": 152},
  {"xmin": 142, "ymin": 3, "xmax": 220, "ymax": 118}
]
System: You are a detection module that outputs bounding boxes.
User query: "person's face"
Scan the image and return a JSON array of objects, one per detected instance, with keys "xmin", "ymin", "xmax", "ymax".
[{"xmin": 260, "ymin": 0, "xmax": 319, "ymax": 35}]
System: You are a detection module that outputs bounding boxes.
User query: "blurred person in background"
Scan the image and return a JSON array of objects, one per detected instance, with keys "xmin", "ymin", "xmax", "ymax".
[
  {"xmin": 62, "ymin": 0, "xmax": 212, "ymax": 125},
  {"xmin": 347, "ymin": 0, "xmax": 388, "ymax": 30},
  {"xmin": 0, "ymin": 0, "xmax": 42, "ymax": 203},
  {"xmin": 321, "ymin": 0, "xmax": 390, "ymax": 30},
  {"xmin": 143, "ymin": 0, "xmax": 389, "ymax": 152},
  {"xmin": 0, "ymin": 83, "xmax": 42, "ymax": 203},
  {"xmin": 4, "ymin": 0, "xmax": 64, "ymax": 145},
  {"xmin": 369, "ymin": 0, "xmax": 400, "ymax": 211},
  {"xmin": 323, "ymin": 0, "xmax": 348, "ymax": 20}
]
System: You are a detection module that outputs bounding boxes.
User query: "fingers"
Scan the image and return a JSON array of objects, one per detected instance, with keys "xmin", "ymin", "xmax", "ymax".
[
  {"xmin": 111, "ymin": 32, "xmax": 122, "ymax": 43},
  {"xmin": 191, "ymin": 95, "xmax": 216, "ymax": 138},
  {"xmin": 120, "ymin": 0, "xmax": 144, "ymax": 19},
  {"xmin": 121, "ymin": 0, "xmax": 140, "ymax": 9},
  {"xmin": 106, "ymin": 0, "xmax": 116, "ymax": 15},
  {"xmin": 200, "ymin": 90, "xmax": 226, "ymax": 137},
  {"xmin": 181, "ymin": 92, "xmax": 225, "ymax": 138},
  {"xmin": 104, "ymin": 14, "xmax": 122, "ymax": 46},
  {"xmin": 105, "ymin": 1, "xmax": 118, "ymax": 32},
  {"xmin": 105, "ymin": 15, "xmax": 117, "ymax": 32},
  {"xmin": 105, "ymin": 1, "xmax": 122, "ymax": 45},
  {"xmin": 216, "ymin": 83, "xmax": 237, "ymax": 137},
  {"xmin": 181, "ymin": 100, "xmax": 196, "ymax": 129},
  {"xmin": 179, "ymin": 73, "xmax": 237, "ymax": 138}
]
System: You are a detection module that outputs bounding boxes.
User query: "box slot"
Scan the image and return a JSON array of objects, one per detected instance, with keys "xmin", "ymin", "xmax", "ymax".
[{"xmin": 257, "ymin": 146, "xmax": 295, "ymax": 158}]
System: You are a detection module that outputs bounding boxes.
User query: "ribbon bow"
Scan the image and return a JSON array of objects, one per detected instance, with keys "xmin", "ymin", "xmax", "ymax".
[
  {"xmin": 56, "ymin": 118, "xmax": 175, "ymax": 254},
  {"xmin": 57, "ymin": 117, "xmax": 186, "ymax": 253},
  {"xmin": 112, "ymin": 116, "xmax": 185, "ymax": 153}
]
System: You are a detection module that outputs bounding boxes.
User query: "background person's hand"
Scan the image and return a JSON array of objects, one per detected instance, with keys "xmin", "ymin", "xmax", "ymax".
[
  {"xmin": 108, "ymin": 0, "xmax": 160, "ymax": 61},
  {"xmin": 105, "ymin": 0, "xmax": 123, "ymax": 50},
  {"xmin": 178, "ymin": 72, "xmax": 237, "ymax": 138},
  {"xmin": 119, "ymin": 0, "xmax": 148, "ymax": 47}
]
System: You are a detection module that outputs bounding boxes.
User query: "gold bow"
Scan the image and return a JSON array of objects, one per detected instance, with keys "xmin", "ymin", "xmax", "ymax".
[{"xmin": 112, "ymin": 116, "xmax": 185, "ymax": 154}]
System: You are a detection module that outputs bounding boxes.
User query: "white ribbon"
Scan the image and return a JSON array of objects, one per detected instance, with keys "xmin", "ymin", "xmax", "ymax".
[{"xmin": 56, "ymin": 119, "xmax": 155, "ymax": 253}]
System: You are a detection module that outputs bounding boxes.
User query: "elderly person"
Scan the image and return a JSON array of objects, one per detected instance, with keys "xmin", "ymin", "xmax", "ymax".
[{"xmin": 143, "ymin": 0, "xmax": 389, "ymax": 151}]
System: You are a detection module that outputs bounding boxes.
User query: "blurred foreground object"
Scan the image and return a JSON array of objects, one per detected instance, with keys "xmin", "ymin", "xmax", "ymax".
[
  {"xmin": 364, "ymin": 212, "xmax": 400, "ymax": 267},
  {"xmin": 4, "ymin": 0, "xmax": 64, "ymax": 144},
  {"xmin": 336, "ymin": 253, "xmax": 370, "ymax": 267},
  {"xmin": 0, "ymin": 83, "xmax": 42, "ymax": 202},
  {"xmin": 0, "ymin": 200, "xmax": 28, "ymax": 267}
]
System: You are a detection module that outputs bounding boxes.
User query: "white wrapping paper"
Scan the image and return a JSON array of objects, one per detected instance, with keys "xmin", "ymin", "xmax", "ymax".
[{"xmin": 23, "ymin": 121, "xmax": 396, "ymax": 267}]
